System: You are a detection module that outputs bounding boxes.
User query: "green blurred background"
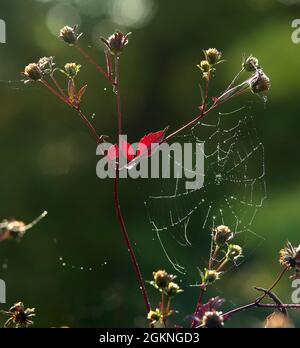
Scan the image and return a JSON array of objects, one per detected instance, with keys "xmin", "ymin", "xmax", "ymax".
[{"xmin": 0, "ymin": 0, "xmax": 300, "ymax": 328}]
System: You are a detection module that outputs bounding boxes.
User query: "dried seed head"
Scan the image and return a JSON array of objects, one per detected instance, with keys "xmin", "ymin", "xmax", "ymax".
[
  {"xmin": 279, "ymin": 241, "xmax": 300, "ymax": 271},
  {"xmin": 243, "ymin": 55, "xmax": 260, "ymax": 72},
  {"xmin": 166, "ymin": 281, "xmax": 183, "ymax": 297},
  {"xmin": 250, "ymin": 70, "xmax": 270, "ymax": 94},
  {"xmin": 101, "ymin": 31, "xmax": 131, "ymax": 56},
  {"xmin": 202, "ymin": 310, "xmax": 224, "ymax": 328},
  {"xmin": 204, "ymin": 269, "xmax": 221, "ymax": 284},
  {"xmin": 213, "ymin": 225, "xmax": 233, "ymax": 246},
  {"xmin": 23, "ymin": 63, "xmax": 43, "ymax": 82},
  {"xmin": 2, "ymin": 302, "xmax": 36, "ymax": 328},
  {"xmin": 226, "ymin": 244, "xmax": 243, "ymax": 261},
  {"xmin": 204, "ymin": 48, "xmax": 222, "ymax": 65},
  {"xmin": 59, "ymin": 25, "xmax": 82, "ymax": 45},
  {"xmin": 152, "ymin": 270, "xmax": 175, "ymax": 289},
  {"xmin": 64, "ymin": 62, "xmax": 81, "ymax": 79},
  {"xmin": 38, "ymin": 56, "xmax": 55, "ymax": 74}
]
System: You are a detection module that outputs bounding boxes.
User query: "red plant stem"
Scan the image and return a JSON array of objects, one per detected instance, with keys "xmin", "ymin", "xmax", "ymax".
[
  {"xmin": 75, "ymin": 45, "xmax": 110, "ymax": 82},
  {"xmin": 191, "ymin": 285, "xmax": 206, "ymax": 328},
  {"xmin": 76, "ymin": 107, "xmax": 102, "ymax": 143},
  {"xmin": 163, "ymin": 83, "xmax": 249, "ymax": 144},
  {"xmin": 41, "ymin": 79, "xmax": 102, "ymax": 143},
  {"xmin": 113, "ymin": 56, "xmax": 151, "ymax": 314}
]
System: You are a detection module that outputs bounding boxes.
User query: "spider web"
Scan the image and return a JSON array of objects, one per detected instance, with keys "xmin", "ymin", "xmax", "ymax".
[{"xmin": 146, "ymin": 104, "xmax": 267, "ymax": 276}]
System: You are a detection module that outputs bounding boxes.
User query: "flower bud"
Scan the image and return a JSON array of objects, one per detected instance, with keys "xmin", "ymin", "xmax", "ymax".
[
  {"xmin": 59, "ymin": 25, "xmax": 82, "ymax": 45},
  {"xmin": 23, "ymin": 63, "xmax": 43, "ymax": 81}
]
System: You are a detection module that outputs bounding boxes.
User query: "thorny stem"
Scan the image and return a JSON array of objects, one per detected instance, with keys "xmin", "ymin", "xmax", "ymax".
[
  {"xmin": 75, "ymin": 45, "xmax": 111, "ymax": 83},
  {"xmin": 41, "ymin": 79, "xmax": 102, "ymax": 143},
  {"xmin": 255, "ymin": 267, "xmax": 288, "ymax": 304},
  {"xmin": 113, "ymin": 56, "xmax": 151, "ymax": 315}
]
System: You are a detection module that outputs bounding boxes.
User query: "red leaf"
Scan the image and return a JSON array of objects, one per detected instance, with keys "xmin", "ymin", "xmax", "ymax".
[
  {"xmin": 107, "ymin": 140, "xmax": 135, "ymax": 162},
  {"xmin": 137, "ymin": 127, "xmax": 168, "ymax": 157}
]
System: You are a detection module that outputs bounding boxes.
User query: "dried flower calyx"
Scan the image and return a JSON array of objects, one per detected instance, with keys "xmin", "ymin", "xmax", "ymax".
[
  {"xmin": 59, "ymin": 25, "xmax": 82, "ymax": 45},
  {"xmin": 250, "ymin": 69, "xmax": 270, "ymax": 94},
  {"xmin": 1, "ymin": 302, "xmax": 36, "ymax": 328},
  {"xmin": 213, "ymin": 225, "xmax": 233, "ymax": 246},
  {"xmin": 101, "ymin": 31, "xmax": 131, "ymax": 56},
  {"xmin": 279, "ymin": 241, "xmax": 300, "ymax": 278},
  {"xmin": 23, "ymin": 57, "xmax": 55, "ymax": 83}
]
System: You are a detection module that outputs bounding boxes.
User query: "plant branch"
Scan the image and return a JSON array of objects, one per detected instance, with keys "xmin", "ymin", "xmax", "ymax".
[
  {"xmin": 41, "ymin": 79, "xmax": 103, "ymax": 143},
  {"xmin": 113, "ymin": 55, "xmax": 151, "ymax": 315}
]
